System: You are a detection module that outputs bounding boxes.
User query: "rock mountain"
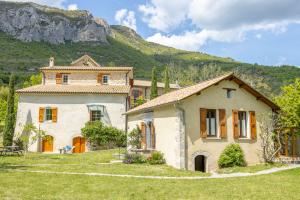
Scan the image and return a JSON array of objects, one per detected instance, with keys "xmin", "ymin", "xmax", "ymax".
[{"xmin": 0, "ymin": 1, "xmax": 112, "ymax": 44}]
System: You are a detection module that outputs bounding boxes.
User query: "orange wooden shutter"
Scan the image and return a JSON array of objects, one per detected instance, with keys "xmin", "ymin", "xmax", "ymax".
[
  {"xmin": 151, "ymin": 122, "xmax": 155, "ymax": 149},
  {"xmin": 97, "ymin": 73, "xmax": 103, "ymax": 84},
  {"xmin": 140, "ymin": 122, "xmax": 146, "ymax": 149},
  {"xmin": 249, "ymin": 111, "xmax": 257, "ymax": 139},
  {"xmin": 39, "ymin": 107, "xmax": 45, "ymax": 122},
  {"xmin": 232, "ymin": 110, "xmax": 239, "ymax": 139},
  {"xmin": 56, "ymin": 73, "xmax": 62, "ymax": 84},
  {"xmin": 129, "ymin": 79, "xmax": 134, "ymax": 87},
  {"xmin": 219, "ymin": 109, "xmax": 227, "ymax": 138},
  {"xmin": 200, "ymin": 108, "xmax": 207, "ymax": 138},
  {"xmin": 52, "ymin": 107, "xmax": 57, "ymax": 123}
]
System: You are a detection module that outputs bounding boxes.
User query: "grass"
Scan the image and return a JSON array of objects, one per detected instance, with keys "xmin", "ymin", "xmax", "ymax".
[
  {"xmin": 217, "ymin": 163, "xmax": 287, "ymax": 174},
  {"xmin": 0, "ymin": 149, "xmax": 299, "ymax": 199}
]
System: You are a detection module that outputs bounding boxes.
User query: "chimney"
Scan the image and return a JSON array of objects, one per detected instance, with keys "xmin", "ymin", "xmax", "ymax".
[{"xmin": 49, "ymin": 57, "xmax": 55, "ymax": 67}]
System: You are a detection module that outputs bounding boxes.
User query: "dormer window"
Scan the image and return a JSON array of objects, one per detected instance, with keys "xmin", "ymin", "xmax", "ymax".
[
  {"xmin": 62, "ymin": 74, "xmax": 69, "ymax": 84},
  {"xmin": 102, "ymin": 75, "xmax": 109, "ymax": 85}
]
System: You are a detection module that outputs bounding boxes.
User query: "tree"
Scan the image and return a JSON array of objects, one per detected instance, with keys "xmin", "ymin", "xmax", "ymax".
[
  {"xmin": 127, "ymin": 125, "xmax": 142, "ymax": 149},
  {"xmin": 274, "ymin": 79, "xmax": 300, "ymax": 128},
  {"xmin": 23, "ymin": 73, "xmax": 42, "ymax": 88},
  {"xmin": 150, "ymin": 66, "xmax": 158, "ymax": 99},
  {"xmin": 16, "ymin": 123, "xmax": 46, "ymax": 155},
  {"xmin": 259, "ymin": 113, "xmax": 282, "ymax": 163},
  {"xmin": 164, "ymin": 66, "xmax": 170, "ymax": 93},
  {"xmin": 135, "ymin": 96, "xmax": 146, "ymax": 107},
  {"xmin": 3, "ymin": 74, "xmax": 16, "ymax": 146}
]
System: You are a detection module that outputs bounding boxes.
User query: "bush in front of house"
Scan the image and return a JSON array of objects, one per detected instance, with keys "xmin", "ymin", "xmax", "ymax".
[
  {"xmin": 147, "ymin": 151, "xmax": 166, "ymax": 165},
  {"xmin": 123, "ymin": 153, "xmax": 147, "ymax": 164},
  {"xmin": 81, "ymin": 121, "xmax": 126, "ymax": 149},
  {"xmin": 218, "ymin": 144, "xmax": 246, "ymax": 168}
]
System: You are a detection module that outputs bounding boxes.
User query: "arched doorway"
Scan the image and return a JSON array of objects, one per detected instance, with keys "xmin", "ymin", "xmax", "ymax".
[
  {"xmin": 73, "ymin": 137, "xmax": 85, "ymax": 153},
  {"xmin": 195, "ymin": 155, "xmax": 206, "ymax": 172},
  {"xmin": 42, "ymin": 135, "xmax": 54, "ymax": 152}
]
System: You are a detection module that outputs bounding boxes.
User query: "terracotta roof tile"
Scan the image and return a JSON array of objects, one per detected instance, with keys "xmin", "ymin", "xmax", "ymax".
[
  {"xmin": 16, "ymin": 84, "xmax": 130, "ymax": 94},
  {"xmin": 40, "ymin": 66, "xmax": 133, "ymax": 71},
  {"xmin": 125, "ymin": 73, "xmax": 279, "ymax": 115}
]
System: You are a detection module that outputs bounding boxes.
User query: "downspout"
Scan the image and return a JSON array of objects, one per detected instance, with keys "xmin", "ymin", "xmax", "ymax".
[
  {"xmin": 174, "ymin": 102, "xmax": 187, "ymax": 170},
  {"xmin": 125, "ymin": 70, "xmax": 131, "ymax": 133},
  {"xmin": 42, "ymin": 71, "xmax": 46, "ymax": 85}
]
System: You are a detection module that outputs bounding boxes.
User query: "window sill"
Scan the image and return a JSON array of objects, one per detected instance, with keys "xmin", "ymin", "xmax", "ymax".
[{"xmin": 204, "ymin": 137, "xmax": 222, "ymax": 140}]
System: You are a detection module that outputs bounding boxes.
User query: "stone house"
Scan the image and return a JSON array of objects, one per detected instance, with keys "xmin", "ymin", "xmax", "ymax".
[{"xmin": 125, "ymin": 73, "xmax": 280, "ymax": 172}]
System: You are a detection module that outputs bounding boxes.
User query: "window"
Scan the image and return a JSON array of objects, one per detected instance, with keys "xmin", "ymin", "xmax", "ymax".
[
  {"xmin": 102, "ymin": 75, "xmax": 109, "ymax": 84},
  {"xmin": 227, "ymin": 90, "xmax": 233, "ymax": 98},
  {"xmin": 62, "ymin": 74, "xmax": 69, "ymax": 84},
  {"xmin": 206, "ymin": 109, "xmax": 217, "ymax": 137},
  {"xmin": 45, "ymin": 108, "xmax": 52, "ymax": 121},
  {"xmin": 238, "ymin": 111, "xmax": 247, "ymax": 137},
  {"xmin": 91, "ymin": 110, "xmax": 102, "ymax": 121},
  {"xmin": 132, "ymin": 89, "xmax": 141, "ymax": 100}
]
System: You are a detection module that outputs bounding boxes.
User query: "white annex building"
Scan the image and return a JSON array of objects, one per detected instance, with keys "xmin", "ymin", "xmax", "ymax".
[{"xmin": 15, "ymin": 55, "xmax": 133, "ymax": 153}]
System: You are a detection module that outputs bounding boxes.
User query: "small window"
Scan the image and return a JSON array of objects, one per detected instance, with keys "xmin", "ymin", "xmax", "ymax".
[
  {"xmin": 91, "ymin": 110, "xmax": 102, "ymax": 121},
  {"xmin": 102, "ymin": 75, "xmax": 109, "ymax": 84},
  {"xmin": 62, "ymin": 74, "xmax": 69, "ymax": 84},
  {"xmin": 227, "ymin": 90, "xmax": 233, "ymax": 98},
  {"xmin": 206, "ymin": 109, "xmax": 217, "ymax": 137},
  {"xmin": 238, "ymin": 111, "xmax": 247, "ymax": 138},
  {"xmin": 132, "ymin": 89, "xmax": 141, "ymax": 100},
  {"xmin": 45, "ymin": 108, "xmax": 52, "ymax": 121}
]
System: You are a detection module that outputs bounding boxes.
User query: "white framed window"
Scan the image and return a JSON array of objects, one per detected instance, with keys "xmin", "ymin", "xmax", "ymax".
[
  {"xmin": 206, "ymin": 109, "xmax": 217, "ymax": 137},
  {"xmin": 102, "ymin": 75, "xmax": 109, "ymax": 84},
  {"xmin": 238, "ymin": 111, "xmax": 247, "ymax": 138},
  {"xmin": 62, "ymin": 74, "xmax": 69, "ymax": 84},
  {"xmin": 45, "ymin": 107, "xmax": 52, "ymax": 121},
  {"xmin": 90, "ymin": 110, "xmax": 102, "ymax": 121}
]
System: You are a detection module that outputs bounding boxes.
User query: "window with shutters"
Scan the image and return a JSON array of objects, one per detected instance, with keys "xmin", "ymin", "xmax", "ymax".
[
  {"xmin": 90, "ymin": 110, "xmax": 103, "ymax": 121},
  {"xmin": 206, "ymin": 109, "xmax": 217, "ymax": 137},
  {"xmin": 238, "ymin": 111, "xmax": 247, "ymax": 138},
  {"xmin": 102, "ymin": 75, "xmax": 109, "ymax": 84},
  {"xmin": 62, "ymin": 74, "xmax": 69, "ymax": 84},
  {"xmin": 45, "ymin": 107, "xmax": 52, "ymax": 121}
]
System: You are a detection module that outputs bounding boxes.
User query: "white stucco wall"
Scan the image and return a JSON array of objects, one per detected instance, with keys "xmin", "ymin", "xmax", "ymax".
[
  {"xmin": 44, "ymin": 71, "xmax": 127, "ymax": 85},
  {"xmin": 181, "ymin": 80, "xmax": 273, "ymax": 172},
  {"xmin": 15, "ymin": 94, "xmax": 127, "ymax": 153},
  {"xmin": 127, "ymin": 79, "xmax": 274, "ymax": 172},
  {"xmin": 127, "ymin": 105, "xmax": 181, "ymax": 168}
]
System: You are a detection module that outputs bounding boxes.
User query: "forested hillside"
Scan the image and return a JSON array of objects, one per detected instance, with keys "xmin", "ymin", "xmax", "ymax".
[{"xmin": 0, "ymin": 25, "xmax": 299, "ymax": 96}]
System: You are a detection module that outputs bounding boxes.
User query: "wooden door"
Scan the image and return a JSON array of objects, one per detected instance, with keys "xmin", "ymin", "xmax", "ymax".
[
  {"xmin": 42, "ymin": 136, "xmax": 53, "ymax": 152},
  {"xmin": 73, "ymin": 137, "xmax": 85, "ymax": 153}
]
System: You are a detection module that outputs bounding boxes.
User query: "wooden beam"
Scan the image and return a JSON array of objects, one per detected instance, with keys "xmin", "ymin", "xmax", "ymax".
[{"xmin": 239, "ymin": 84, "xmax": 245, "ymax": 88}]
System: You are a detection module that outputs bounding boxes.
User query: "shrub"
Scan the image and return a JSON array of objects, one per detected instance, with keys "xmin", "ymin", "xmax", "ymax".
[
  {"xmin": 123, "ymin": 153, "xmax": 147, "ymax": 164},
  {"xmin": 81, "ymin": 121, "xmax": 126, "ymax": 149},
  {"xmin": 218, "ymin": 144, "xmax": 246, "ymax": 168},
  {"xmin": 127, "ymin": 125, "xmax": 142, "ymax": 149},
  {"xmin": 147, "ymin": 151, "xmax": 166, "ymax": 165}
]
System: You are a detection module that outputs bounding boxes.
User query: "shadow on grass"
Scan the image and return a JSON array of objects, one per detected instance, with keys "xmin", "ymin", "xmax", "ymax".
[{"xmin": 0, "ymin": 162, "xmax": 34, "ymax": 172}]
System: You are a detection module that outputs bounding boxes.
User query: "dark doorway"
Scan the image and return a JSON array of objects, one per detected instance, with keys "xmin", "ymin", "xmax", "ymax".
[{"xmin": 195, "ymin": 155, "xmax": 206, "ymax": 172}]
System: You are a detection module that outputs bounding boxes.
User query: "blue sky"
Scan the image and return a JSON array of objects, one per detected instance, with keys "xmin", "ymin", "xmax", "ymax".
[{"xmin": 5, "ymin": 0, "xmax": 300, "ymax": 67}]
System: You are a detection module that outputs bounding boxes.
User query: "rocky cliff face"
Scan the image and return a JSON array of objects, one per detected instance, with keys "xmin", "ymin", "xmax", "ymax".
[{"xmin": 0, "ymin": 1, "xmax": 113, "ymax": 44}]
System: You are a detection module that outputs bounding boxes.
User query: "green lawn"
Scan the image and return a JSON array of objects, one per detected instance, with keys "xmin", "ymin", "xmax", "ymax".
[
  {"xmin": 217, "ymin": 163, "xmax": 286, "ymax": 174},
  {"xmin": 0, "ymin": 150, "xmax": 299, "ymax": 199}
]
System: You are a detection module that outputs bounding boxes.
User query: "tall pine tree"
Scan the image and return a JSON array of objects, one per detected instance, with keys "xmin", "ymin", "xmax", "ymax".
[
  {"xmin": 164, "ymin": 66, "xmax": 170, "ymax": 93},
  {"xmin": 150, "ymin": 66, "xmax": 158, "ymax": 100},
  {"xmin": 3, "ymin": 74, "xmax": 16, "ymax": 146}
]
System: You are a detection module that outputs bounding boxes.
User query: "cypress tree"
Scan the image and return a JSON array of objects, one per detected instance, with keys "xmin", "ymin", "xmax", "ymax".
[
  {"xmin": 3, "ymin": 74, "xmax": 16, "ymax": 146},
  {"xmin": 150, "ymin": 66, "xmax": 158, "ymax": 100},
  {"xmin": 164, "ymin": 66, "xmax": 170, "ymax": 93}
]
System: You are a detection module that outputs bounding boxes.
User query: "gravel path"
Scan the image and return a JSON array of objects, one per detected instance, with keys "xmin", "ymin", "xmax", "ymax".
[{"xmin": 6, "ymin": 164, "xmax": 300, "ymax": 180}]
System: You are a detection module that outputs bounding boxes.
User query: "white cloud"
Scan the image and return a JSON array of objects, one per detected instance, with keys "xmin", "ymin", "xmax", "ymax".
[
  {"xmin": 67, "ymin": 4, "xmax": 78, "ymax": 11},
  {"xmin": 115, "ymin": 9, "xmax": 137, "ymax": 31},
  {"xmin": 140, "ymin": 0, "xmax": 300, "ymax": 50},
  {"xmin": 2, "ymin": 0, "xmax": 66, "ymax": 8},
  {"xmin": 138, "ymin": 0, "xmax": 188, "ymax": 32}
]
